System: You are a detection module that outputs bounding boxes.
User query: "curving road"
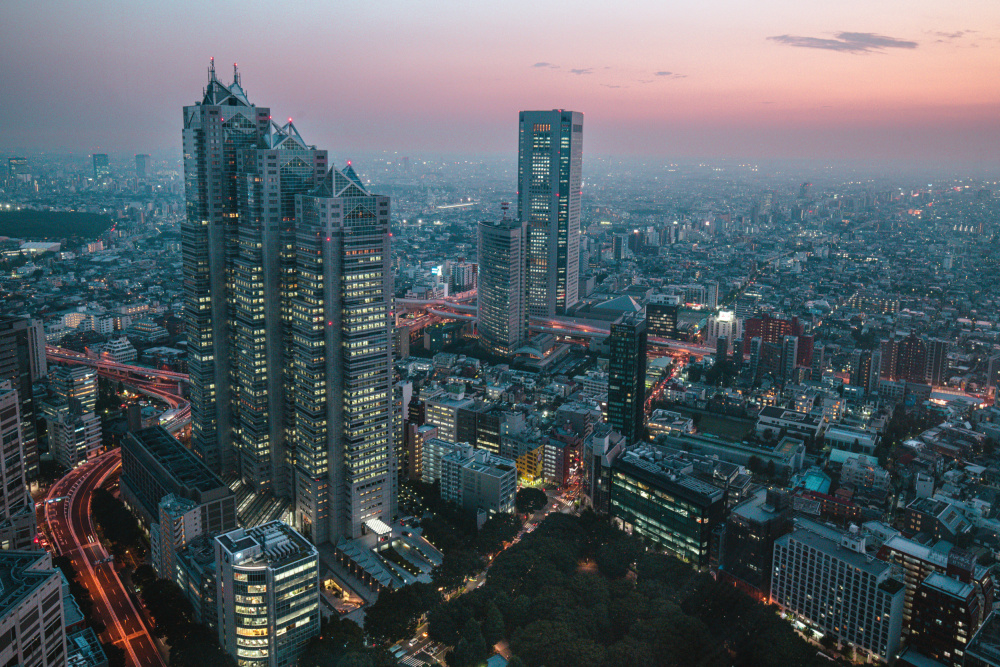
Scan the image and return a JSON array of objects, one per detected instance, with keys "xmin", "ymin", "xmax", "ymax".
[{"xmin": 43, "ymin": 450, "xmax": 166, "ymax": 667}]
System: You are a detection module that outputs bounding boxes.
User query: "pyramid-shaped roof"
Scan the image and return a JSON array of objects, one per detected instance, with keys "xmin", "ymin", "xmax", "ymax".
[{"xmin": 313, "ymin": 165, "xmax": 371, "ymax": 198}]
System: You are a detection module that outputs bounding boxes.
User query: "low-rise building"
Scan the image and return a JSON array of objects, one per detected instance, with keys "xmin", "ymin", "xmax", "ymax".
[{"xmin": 441, "ymin": 444, "xmax": 517, "ymax": 516}]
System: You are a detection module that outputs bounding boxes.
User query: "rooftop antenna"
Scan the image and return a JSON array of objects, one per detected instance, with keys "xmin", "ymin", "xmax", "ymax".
[
  {"xmin": 208, "ymin": 57, "xmax": 216, "ymax": 82},
  {"xmin": 500, "ymin": 201, "xmax": 510, "ymax": 221},
  {"xmin": 233, "ymin": 62, "xmax": 240, "ymax": 86}
]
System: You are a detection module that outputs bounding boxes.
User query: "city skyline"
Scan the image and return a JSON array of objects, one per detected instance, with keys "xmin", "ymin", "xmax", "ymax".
[{"xmin": 2, "ymin": 1, "xmax": 999, "ymax": 163}]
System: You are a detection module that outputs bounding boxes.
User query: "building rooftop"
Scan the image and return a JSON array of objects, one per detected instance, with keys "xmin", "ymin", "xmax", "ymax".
[
  {"xmin": 923, "ymin": 571, "xmax": 974, "ymax": 599},
  {"xmin": 966, "ymin": 610, "xmax": 1000, "ymax": 666},
  {"xmin": 779, "ymin": 524, "xmax": 894, "ymax": 578},
  {"xmin": 0, "ymin": 551, "xmax": 57, "ymax": 617},
  {"xmin": 126, "ymin": 426, "xmax": 228, "ymax": 495},
  {"xmin": 216, "ymin": 520, "xmax": 316, "ymax": 570}
]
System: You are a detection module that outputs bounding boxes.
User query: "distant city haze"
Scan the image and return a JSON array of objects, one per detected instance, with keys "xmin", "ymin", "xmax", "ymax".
[{"xmin": 3, "ymin": 0, "xmax": 999, "ymax": 162}]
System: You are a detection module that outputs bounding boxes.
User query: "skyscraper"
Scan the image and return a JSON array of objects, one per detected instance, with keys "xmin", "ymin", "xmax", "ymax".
[
  {"xmin": 182, "ymin": 60, "xmax": 271, "ymax": 476},
  {"xmin": 0, "ymin": 316, "xmax": 43, "ymax": 481},
  {"xmin": 92, "ymin": 153, "xmax": 110, "ymax": 180},
  {"xmin": 182, "ymin": 64, "xmax": 395, "ymax": 545},
  {"xmin": 477, "ymin": 206, "xmax": 527, "ymax": 357},
  {"xmin": 518, "ymin": 110, "xmax": 583, "ymax": 317},
  {"xmin": 0, "ymin": 381, "xmax": 35, "ymax": 550},
  {"xmin": 229, "ymin": 122, "xmax": 327, "ymax": 497},
  {"xmin": 135, "ymin": 153, "xmax": 151, "ymax": 179},
  {"xmin": 291, "ymin": 165, "xmax": 396, "ymax": 545},
  {"xmin": 608, "ymin": 314, "xmax": 647, "ymax": 444}
]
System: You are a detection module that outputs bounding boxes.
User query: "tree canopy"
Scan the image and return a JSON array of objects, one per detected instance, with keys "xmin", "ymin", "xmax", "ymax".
[{"xmin": 429, "ymin": 512, "xmax": 848, "ymax": 667}]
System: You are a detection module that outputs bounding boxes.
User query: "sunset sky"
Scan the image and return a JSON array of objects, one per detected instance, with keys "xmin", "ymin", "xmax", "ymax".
[{"xmin": 3, "ymin": 0, "xmax": 999, "ymax": 162}]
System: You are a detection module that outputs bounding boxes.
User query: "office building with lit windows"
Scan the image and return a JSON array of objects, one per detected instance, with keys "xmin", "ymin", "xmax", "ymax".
[
  {"xmin": 608, "ymin": 314, "xmax": 647, "ymax": 445},
  {"xmin": 0, "ymin": 382, "xmax": 35, "ymax": 551},
  {"xmin": 771, "ymin": 524, "xmax": 905, "ymax": 661},
  {"xmin": 518, "ymin": 110, "xmax": 583, "ymax": 317},
  {"xmin": 0, "ymin": 316, "xmax": 44, "ymax": 480},
  {"xmin": 477, "ymin": 213, "xmax": 527, "ymax": 357},
  {"xmin": 609, "ymin": 444, "xmax": 725, "ymax": 567},
  {"xmin": 291, "ymin": 165, "xmax": 396, "ymax": 545},
  {"xmin": 183, "ymin": 60, "xmax": 271, "ymax": 477},
  {"xmin": 215, "ymin": 521, "xmax": 319, "ymax": 667}
]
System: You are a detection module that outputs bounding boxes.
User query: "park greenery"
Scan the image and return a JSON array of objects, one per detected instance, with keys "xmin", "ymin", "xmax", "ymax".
[
  {"xmin": 91, "ymin": 487, "xmax": 146, "ymax": 559},
  {"xmin": 514, "ymin": 487, "xmax": 547, "ymax": 515},
  {"xmin": 0, "ymin": 210, "xmax": 112, "ymax": 240},
  {"xmin": 428, "ymin": 511, "xmax": 849, "ymax": 667}
]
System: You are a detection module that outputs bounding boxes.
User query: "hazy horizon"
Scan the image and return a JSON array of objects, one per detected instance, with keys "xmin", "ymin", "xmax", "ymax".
[{"xmin": 3, "ymin": 0, "xmax": 998, "ymax": 163}]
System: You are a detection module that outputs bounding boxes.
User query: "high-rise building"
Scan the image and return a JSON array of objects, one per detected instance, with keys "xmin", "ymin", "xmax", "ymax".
[
  {"xmin": 477, "ymin": 210, "xmax": 527, "ymax": 357},
  {"xmin": 518, "ymin": 110, "xmax": 583, "ymax": 317},
  {"xmin": 0, "ymin": 382, "xmax": 35, "ymax": 550},
  {"xmin": 907, "ymin": 572, "xmax": 985, "ymax": 667},
  {"xmin": 92, "ymin": 153, "xmax": 110, "ymax": 180},
  {"xmin": 183, "ymin": 60, "xmax": 271, "ymax": 476},
  {"xmin": 291, "ymin": 165, "xmax": 396, "ymax": 545},
  {"xmin": 229, "ymin": 123, "xmax": 327, "ymax": 497},
  {"xmin": 646, "ymin": 294, "xmax": 680, "ymax": 339},
  {"xmin": 772, "ymin": 524, "xmax": 905, "ymax": 661},
  {"xmin": 608, "ymin": 314, "xmax": 647, "ymax": 445},
  {"xmin": 50, "ymin": 365, "xmax": 97, "ymax": 414},
  {"xmin": 706, "ymin": 310, "xmax": 741, "ymax": 354},
  {"xmin": 849, "ymin": 349, "xmax": 881, "ymax": 394},
  {"xmin": 135, "ymin": 153, "xmax": 151, "ymax": 179},
  {"xmin": 780, "ymin": 335, "xmax": 798, "ymax": 382},
  {"xmin": 440, "ymin": 443, "xmax": 517, "ymax": 517},
  {"xmin": 810, "ymin": 344, "xmax": 825, "ymax": 382},
  {"xmin": 0, "ymin": 551, "xmax": 68, "ymax": 666},
  {"xmin": 449, "ymin": 261, "xmax": 477, "ymax": 294},
  {"xmin": 215, "ymin": 521, "xmax": 320, "ymax": 667},
  {"xmin": 6, "ymin": 157, "xmax": 28, "ymax": 185},
  {"xmin": 720, "ymin": 488, "xmax": 793, "ymax": 600},
  {"xmin": 0, "ymin": 316, "xmax": 43, "ymax": 480},
  {"xmin": 46, "ymin": 407, "xmax": 101, "ymax": 470}
]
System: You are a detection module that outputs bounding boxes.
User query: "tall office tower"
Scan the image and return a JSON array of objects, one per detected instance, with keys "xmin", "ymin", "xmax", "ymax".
[
  {"xmin": 646, "ymin": 294, "xmax": 680, "ymax": 339},
  {"xmin": 135, "ymin": 153, "xmax": 151, "ymax": 179},
  {"xmin": 291, "ymin": 166, "xmax": 396, "ymax": 545},
  {"xmin": 518, "ymin": 110, "xmax": 583, "ymax": 317},
  {"xmin": 608, "ymin": 314, "xmax": 647, "ymax": 445},
  {"xmin": 780, "ymin": 335, "xmax": 798, "ymax": 382},
  {"xmin": 925, "ymin": 338, "xmax": 949, "ymax": 386},
  {"xmin": 49, "ymin": 365, "xmax": 97, "ymax": 414},
  {"xmin": 92, "ymin": 153, "xmax": 110, "ymax": 180},
  {"xmin": 7, "ymin": 157, "xmax": 28, "ymax": 186},
  {"xmin": 183, "ymin": 60, "xmax": 271, "ymax": 476},
  {"xmin": 477, "ymin": 207, "xmax": 527, "ymax": 357},
  {"xmin": 810, "ymin": 344, "xmax": 825, "ymax": 382},
  {"xmin": 0, "ymin": 381, "xmax": 36, "ymax": 550},
  {"xmin": 0, "ymin": 316, "xmax": 43, "ymax": 480},
  {"xmin": 215, "ymin": 521, "xmax": 320, "ymax": 667},
  {"xmin": 230, "ymin": 122, "xmax": 327, "ymax": 497}
]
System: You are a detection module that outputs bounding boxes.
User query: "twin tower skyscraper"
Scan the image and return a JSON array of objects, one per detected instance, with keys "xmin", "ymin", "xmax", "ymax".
[
  {"xmin": 478, "ymin": 110, "xmax": 584, "ymax": 357},
  {"xmin": 182, "ymin": 61, "xmax": 394, "ymax": 545}
]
